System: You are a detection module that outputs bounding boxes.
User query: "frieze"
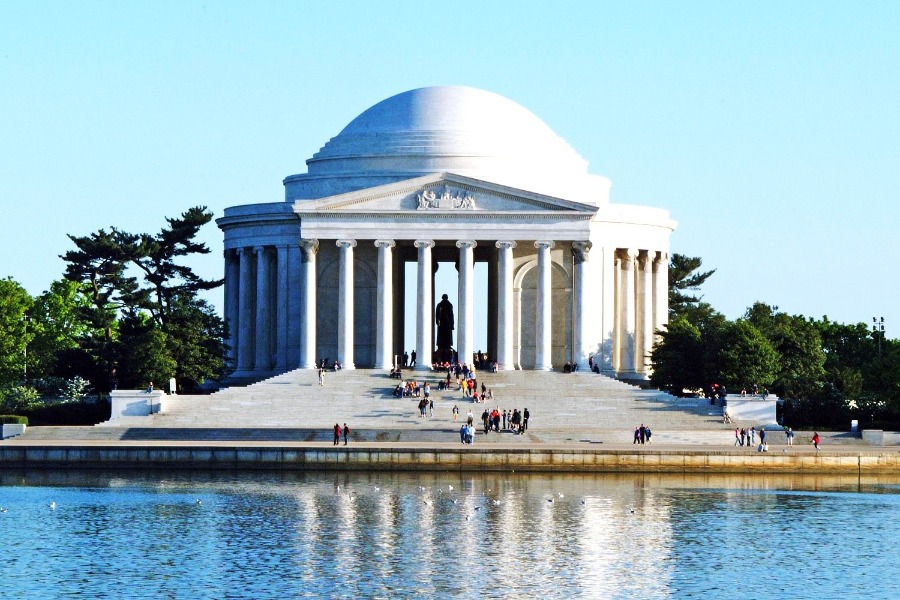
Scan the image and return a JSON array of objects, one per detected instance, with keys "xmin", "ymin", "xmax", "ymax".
[{"xmin": 416, "ymin": 186, "xmax": 476, "ymax": 210}]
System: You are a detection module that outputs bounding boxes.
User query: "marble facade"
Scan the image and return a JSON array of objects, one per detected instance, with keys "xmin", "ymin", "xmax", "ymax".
[{"xmin": 218, "ymin": 86, "xmax": 676, "ymax": 379}]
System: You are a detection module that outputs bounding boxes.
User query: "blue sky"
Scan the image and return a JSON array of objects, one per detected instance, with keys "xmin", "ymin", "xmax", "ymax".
[{"xmin": 2, "ymin": 1, "xmax": 898, "ymax": 346}]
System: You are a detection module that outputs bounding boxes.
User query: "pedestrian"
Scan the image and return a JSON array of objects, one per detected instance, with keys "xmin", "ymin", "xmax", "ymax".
[
  {"xmin": 453, "ymin": 404, "xmax": 459, "ymax": 422},
  {"xmin": 786, "ymin": 427, "xmax": 794, "ymax": 446},
  {"xmin": 740, "ymin": 428, "xmax": 746, "ymax": 447},
  {"xmin": 523, "ymin": 408, "xmax": 530, "ymax": 431},
  {"xmin": 502, "ymin": 410, "xmax": 508, "ymax": 431},
  {"xmin": 343, "ymin": 423, "xmax": 350, "ymax": 445},
  {"xmin": 459, "ymin": 424, "xmax": 467, "ymax": 444},
  {"xmin": 466, "ymin": 409, "xmax": 473, "ymax": 425},
  {"xmin": 481, "ymin": 409, "xmax": 490, "ymax": 433},
  {"xmin": 410, "ymin": 349, "xmax": 417, "ymax": 367},
  {"xmin": 758, "ymin": 428, "xmax": 767, "ymax": 452},
  {"xmin": 734, "ymin": 427, "xmax": 741, "ymax": 447},
  {"xmin": 750, "ymin": 427, "xmax": 756, "ymax": 446},
  {"xmin": 429, "ymin": 397, "xmax": 434, "ymax": 417},
  {"xmin": 318, "ymin": 367, "xmax": 325, "ymax": 386},
  {"xmin": 812, "ymin": 432, "xmax": 821, "ymax": 451},
  {"xmin": 333, "ymin": 423, "xmax": 341, "ymax": 446},
  {"xmin": 639, "ymin": 424, "xmax": 646, "ymax": 444},
  {"xmin": 146, "ymin": 381, "xmax": 154, "ymax": 393},
  {"xmin": 634, "ymin": 427, "xmax": 640, "ymax": 444},
  {"xmin": 645, "ymin": 426, "xmax": 652, "ymax": 444}
]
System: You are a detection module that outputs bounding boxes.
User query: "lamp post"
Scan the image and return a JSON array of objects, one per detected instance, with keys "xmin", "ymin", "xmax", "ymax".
[
  {"xmin": 873, "ymin": 317, "xmax": 885, "ymax": 357},
  {"xmin": 23, "ymin": 315, "xmax": 30, "ymax": 384}
]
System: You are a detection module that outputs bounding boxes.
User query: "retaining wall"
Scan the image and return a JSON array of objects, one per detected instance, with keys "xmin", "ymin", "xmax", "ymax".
[{"xmin": 1, "ymin": 445, "xmax": 898, "ymax": 474}]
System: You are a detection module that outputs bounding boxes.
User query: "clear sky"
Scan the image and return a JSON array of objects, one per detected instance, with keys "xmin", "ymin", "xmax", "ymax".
[{"xmin": 2, "ymin": 1, "xmax": 898, "ymax": 346}]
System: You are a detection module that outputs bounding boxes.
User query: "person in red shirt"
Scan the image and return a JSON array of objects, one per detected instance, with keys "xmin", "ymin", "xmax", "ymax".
[
  {"xmin": 812, "ymin": 432, "xmax": 821, "ymax": 451},
  {"xmin": 333, "ymin": 423, "xmax": 341, "ymax": 446}
]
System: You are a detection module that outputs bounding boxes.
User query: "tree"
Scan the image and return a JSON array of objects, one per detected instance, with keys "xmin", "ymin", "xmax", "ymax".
[
  {"xmin": 704, "ymin": 319, "xmax": 778, "ymax": 390},
  {"xmin": 0, "ymin": 277, "xmax": 33, "ymax": 387},
  {"xmin": 27, "ymin": 279, "xmax": 93, "ymax": 380},
  {"xmin": 668, "ymin": 254, "xmax": 717, "ymax": 323},
  {"xmin": 60, "ymin": 228, "xmax": 136, "ymax": 390},
  {"xmin": 164, "ymin": 296, "xmax": 230, "ymax": 392},
  {"xmin": 650, "ymin": 316, "xmax": 705, "ymax": 395},
  {"xmin": 745, "ymin": 303, "xmax": 826, "ymax": 399}
]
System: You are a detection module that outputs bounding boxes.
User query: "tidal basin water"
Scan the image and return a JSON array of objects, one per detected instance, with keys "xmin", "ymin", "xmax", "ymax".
[{"xmin": 0, "ymin": 470, "xmax": 897, "ymax": 599}]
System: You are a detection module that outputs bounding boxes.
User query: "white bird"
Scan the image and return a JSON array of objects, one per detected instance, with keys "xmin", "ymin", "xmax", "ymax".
[
  {"xmin": 451, "ymin": 499, "xmax": 458, "ymax": 504},
  {"xmin": 557, "ymin": 493, "xmax": 565, "ymax": 498},
  {"xmin": 49, "ymin": 502, "xmax": 56, "ymax": 510},
  {"xmin": 474, "ymin": 506, "xmax": 482, "ymax": 511},
  {"xmin": 491, "ymin": 500, "xmax": 501, "ymax": 506},
  {"xmin": 373, "ymin": 486, "xmax": 380, "ymax": 491},
  {"xmin": 418, "ymin": 486, "xmax": 426, "ymax": 491},
  {"xmin": 448, "ymin": 485, "xmax": 454, "ymax": 491},
  {"xmin": 423, "ymin": 499, "xmax": 433, "ymax": 507},
  {"xmin": 0, "ymin": 507, "xmax": 7, "ymax": 513},
  {"xmin": 195, "ymin": 499, "xmax": 203, "ymax": 506}
]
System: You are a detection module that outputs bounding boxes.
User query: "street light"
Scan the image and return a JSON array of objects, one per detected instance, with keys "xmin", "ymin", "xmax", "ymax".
[
  {"xmin": 873, "ymin": 317, "xmax": 885, "ymax": 357},
  {"xmin": 23, "ymin": 315, "xmax": 30, "ymax": 384}
]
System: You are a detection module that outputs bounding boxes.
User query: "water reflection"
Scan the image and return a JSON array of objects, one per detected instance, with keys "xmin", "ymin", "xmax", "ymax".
[{"xmin": 0, "ymin": 470, "xmax": 897, "ymax": 598}]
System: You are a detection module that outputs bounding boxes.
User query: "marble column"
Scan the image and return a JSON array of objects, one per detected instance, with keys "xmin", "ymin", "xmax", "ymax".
[
  {"xmin": 414, "ymin": 240, "xmax": 435, "ymax": 371},
  {"xmin": 572, "ymin": 241, "xmax": 592, "ymax": 369},
  {"xmin": 336, "ymin": 239, "xmax": 357, "ymax": 370},
  {"xmin": 495, "ymin": 241, "xmax": 517, "ymax": 371},
  {"xmin": 275, "ymin": 244, "xmax": 289, "ymax": 371},
  {"xmin": 237, "ymin": 247, "xmax": 255, "ymax": 372},
  {"xmin": 653, "ymin": 251, "xmax": 669, "ymax": 342},
  {"xmin": 639, "ymin": 250, "xmax": 654, "ymax": 375},
  {"xmin": 456, "ymin": 240, "xmax": 477, "ymax": 368},
  {"xmin": 534, "ymin": 241, "xmax": 555, "ymax": 371},
  {"xmin": 299, "ymin": 239, "xmax": 319, "ymax": 369},
  {"xmin": 374, "ymin": 240, "xmax": 395, "ymax": 369},
  {"xmin": 224, "ymin": 249, "xmax": 240, "ymax": 368},
  {"xmin": 254, "ymin": 246, "xmax": 273, "ymax": 372},
  {"xmin": 619, "ymin": 248, "xmax": 638, "ymax": 376}
]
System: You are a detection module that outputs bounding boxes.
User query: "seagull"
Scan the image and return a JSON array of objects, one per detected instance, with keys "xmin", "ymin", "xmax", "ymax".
[
  {"xmin": 491, "ymin": 500, "xmax": 501, "ymax": 506},
  {"xmin": 373, "ymin": 486, "xmax": 380, "ymax": 492},
  {"xmin": 451, "ymin": 499, "xmax": 458, "ymax": 505},
  {"xmin": 418, "ymin": 486, "xmax": 426, "ymax": 492},
  {"xmin": 557, "ymin": 493, "xmax": 565, "ymax": 499},
  {"xmin": 195, "ymin": 499, "xmax": 203, "ymax": 506},
  {"xmin": 0, "ymin": 507, "xmax": 7, "ymax": 513},
  {"xmin": 448, "ymin": 485, "xmax": 454, "ymax": 491},
  {"xmin": 547, "ymin": 498, "xmax": 554, "ymax": 503},
  {"xmin": 49, "ymin": 502, "xmax": 57, "ymax": 510},
  {"xmin": 474, "ymin": 506, "xmax": 482, "ymax": 511},
  {"xmin": 423, "ymin": 499, "xmax": 433, "ymax": 507},
  {"xmin": 581, "ymin": 500, "xmax": 586, "ymax": 505}
]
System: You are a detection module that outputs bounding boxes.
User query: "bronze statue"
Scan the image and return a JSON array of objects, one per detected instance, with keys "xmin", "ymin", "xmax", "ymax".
[{"xmin": 435, "ymin": 293, "xmax": 455, "ymax": 351}]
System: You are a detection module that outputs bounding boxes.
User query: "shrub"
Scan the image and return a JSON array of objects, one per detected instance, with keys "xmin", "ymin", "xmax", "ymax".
[{"xmin": 0, "ymin": 414, "xmax": 28, "ymax": 425}]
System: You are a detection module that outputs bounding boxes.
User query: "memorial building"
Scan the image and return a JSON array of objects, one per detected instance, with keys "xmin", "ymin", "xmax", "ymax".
[{"xmin": 217, "ymin": 86, "xmax": 676, "ymax": 379}]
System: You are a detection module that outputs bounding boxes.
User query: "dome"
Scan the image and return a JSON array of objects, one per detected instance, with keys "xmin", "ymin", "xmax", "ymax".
[{"xmin": 287, "ymin": 86, "xmax": 610, "ymax": 203}]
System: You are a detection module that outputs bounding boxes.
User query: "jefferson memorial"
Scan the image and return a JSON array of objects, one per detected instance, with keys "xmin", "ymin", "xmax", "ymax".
[{"xmin": 217, "ymin": 86, "xmax": 676, "ymax": 379}]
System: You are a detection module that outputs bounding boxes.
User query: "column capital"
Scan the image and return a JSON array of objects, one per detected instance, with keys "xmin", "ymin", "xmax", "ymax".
[
  {"xmin": 374, "ymin": 239, "xmax": 396, "ymax": 249},
  {"xmin": 299, "ymin": 239, "xmax": 319, "ymax": 263},
  {"xmin": 572, "ymin": 241, "xmax": 592, "ymax": 264},
  {"xmin": 534, "ymin": 240, "xmax": 556, "ymax": 250},
  {"xmin": 253, "ymin": 245, "xmax": 267, "ymax": 254},
  {"xmin": 637, "ymin": 250, "xmax": 653, "ymax": 268},
  {"xmin": 336, "ymin": 239, "xmax": 357, "ymax": 249},
  {"xmin": 618, "ymin": 248, "xmax": 638, "ymax": 270},
  {"xmin": 236, "ymin": 246, "xmax": 250, "ymax": 257},
  {"xmin": 414, "ymin": 239, "xmax": 435, "ymax": 249},
  {"xmin": 652, "ymin": 251, "xmax": 668, "ymax": 271},
  {"xmin": 495, "ymin": 240, "xmax": 517, "ymax": 250},
  {"xmin": 455, "ymin": 240, "xmax": 478, "ymax": 250}
]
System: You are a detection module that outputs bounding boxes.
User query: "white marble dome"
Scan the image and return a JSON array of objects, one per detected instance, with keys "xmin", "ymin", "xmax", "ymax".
[{"xmin": 285, "ymin": 86, "xmax": 611, "ymax": 204}]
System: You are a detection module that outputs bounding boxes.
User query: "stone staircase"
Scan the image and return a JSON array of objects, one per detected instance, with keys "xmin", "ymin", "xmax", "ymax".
[{"xmin": 0, "ymin": 369, "xmax": 739, "ymax": 444}]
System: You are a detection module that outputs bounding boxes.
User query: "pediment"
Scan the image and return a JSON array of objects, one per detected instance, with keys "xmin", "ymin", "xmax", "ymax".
[{"xmin": 293, "ymin": 173, "xmax": 598, "ymax": 215}]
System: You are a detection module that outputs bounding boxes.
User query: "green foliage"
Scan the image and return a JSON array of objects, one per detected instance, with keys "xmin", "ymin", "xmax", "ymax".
[
  {"xmin": 704, "ymin": 319, "xmax": 779, "ymax": 389},
  {"xmin": 21, "ymin": 398, "xmax": 110, "ymax": 426},
  {"xmin": 650, "ymin": 316, "xmax": 704, "ymax": 394},
  {"xmin": 668, "ymin": 254, "xmax": 716, "ymax": 321},
  {"xmin": 60, "ymin": 206, "xmax": 228, "ymax": 392},
  {"xmin": 0, "ymin": 385, "xmax": 40, "ymax": 413},
  {"xmin": 745, "ymin": 303, "xmax": 826, "ymax": 399},
  {"xmin": 0, "ymin": 277, "xmax": 33, "ymax": 387},
  {"xmin": 27, "ymin": 279, "xmax": 93, "ymax": 379},
  {"xmin": 0, "ymin": 415, "xmax": 29, "ymax": 425}
]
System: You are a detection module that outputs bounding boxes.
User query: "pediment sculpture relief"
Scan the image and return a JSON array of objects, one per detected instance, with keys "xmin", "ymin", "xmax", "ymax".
[{"xmin": 416, "ymin": 186, "xmax": 476, "ymax": 210}]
